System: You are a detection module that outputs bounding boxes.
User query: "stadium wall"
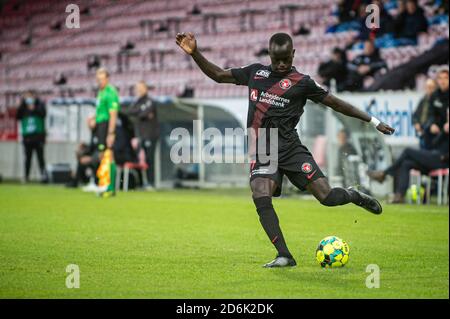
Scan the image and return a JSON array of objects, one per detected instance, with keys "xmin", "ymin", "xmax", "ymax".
[{"xmin": 0, "ymin": 91, "xmax": 421, "ymax": 191}]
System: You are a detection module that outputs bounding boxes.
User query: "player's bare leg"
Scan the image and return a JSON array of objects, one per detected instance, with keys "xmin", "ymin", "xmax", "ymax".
[
  {"xmin": 250, "ymin": 177, "xmax": 297, "ymax": 268},
  {"xmin": 307, "ymin": 177, "xmax": 382, "ymax": 214}
]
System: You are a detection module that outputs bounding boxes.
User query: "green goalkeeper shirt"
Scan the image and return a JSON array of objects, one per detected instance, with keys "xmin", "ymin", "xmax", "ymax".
[{"xmin": 96, "ymin": 84, "xmax": 120, "ymax": 123}]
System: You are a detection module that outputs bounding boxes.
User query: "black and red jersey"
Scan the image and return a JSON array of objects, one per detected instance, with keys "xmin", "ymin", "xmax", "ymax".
[{"xmin": 231, "ymin": 63, "xmax": 329, "ymax": 169}]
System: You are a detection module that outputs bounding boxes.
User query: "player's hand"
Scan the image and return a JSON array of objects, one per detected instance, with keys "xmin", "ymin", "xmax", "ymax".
[
  {"xmin": 176, "ymin": 32, "xmax": 197, "ymax": 55},
  {"xmin": 430, "ymin": 123, "xmax": 441, "ymax": 134},
  {"xmin": 376, "ymin": 122, "xmax": 395, "ymax": 135},
  {"xmin": 106, "ymin": 133, "xmax": 115, "ymax": 149}
]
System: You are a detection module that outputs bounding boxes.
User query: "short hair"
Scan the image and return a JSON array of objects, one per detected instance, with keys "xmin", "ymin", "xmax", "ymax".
[
  {"xmin": 96, "ymin": 67, "xmax": 109, "ymax": 77},
  {"xmin": 269, "ymin": 33, "xmax": 293, "ymax": 48},
  {"xmin": 437, "ymin": 67, "xmax": 449, "ymax": 76}
]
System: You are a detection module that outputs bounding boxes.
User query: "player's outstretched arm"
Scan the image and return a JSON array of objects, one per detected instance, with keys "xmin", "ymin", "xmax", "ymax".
[
  {"xmin": 175, "ymin": 32, "xmax": 236, "ymax": 84},
  {"xmin": 322, "ymin": 94, "xmax": 395, "ymax": 135}
]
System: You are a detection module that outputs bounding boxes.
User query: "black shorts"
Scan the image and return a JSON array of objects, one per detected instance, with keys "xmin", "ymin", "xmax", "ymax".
[
  {"xmin": 249, "ymin": 145, "xmax": 325, "ymax": 197},
  {"xmin": 93, "ymin": 121, "xmax": 108, "ymax": 152}
]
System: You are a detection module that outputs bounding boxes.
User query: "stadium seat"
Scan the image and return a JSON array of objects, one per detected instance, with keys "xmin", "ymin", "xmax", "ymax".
[
  {"xmin": 426, "ymin": 168, "xmax": 449, "ymax": 206},
  {"xmin": 116, "ymin": 162, "xmax": 149, "ymax": 192},
  {"xmin": 409, "ymin": 168, "xmax": 449, "ymax": 205}
]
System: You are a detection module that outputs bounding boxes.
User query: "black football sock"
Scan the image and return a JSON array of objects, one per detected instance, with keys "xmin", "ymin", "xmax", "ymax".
[
  {"xmin": 253, "ymin": 196, "xmax": 292, "ymax": 258},
  {"xmin": 321, "ymin": 187, "xmax": 362, "ymax": 206}
]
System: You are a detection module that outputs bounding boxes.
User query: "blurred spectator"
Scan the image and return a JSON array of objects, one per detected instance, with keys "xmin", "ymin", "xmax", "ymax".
[
  {"xmin": 318, "ymin": 47, "xmax": 348, "ymax": 92},
  {"xmin": 359, "ymin": 0, "xmax": 394, "ymax": 40},
  {"xmin": 113, "ymin": 113, "xmax": 136, "ymax": 166},
  {"xmin": 369, "ymin": 70, "xmax": 449, "ymax": 203},
  {"xmin": 346, "ymin": 40, "xmax": 387, "ymax": 91},
  {"xmin": 392, "ymin": 0, "xmax": 428, "ymax": 44},
  {"xmin": 336, "ymin": 129, "xmax": 358, "ymax": 185},
  {"xmin": 428, "ymin": 68, "xmax": 449, "ymax": 131},
  {"xmin": 369, "ymin": 109, "xmax": 448, "ymax": 203},
  {"xmin": 66, "ymin": 116, "xmax": 99, "ymax": 188},
  {"xmin": 412, "ymin": 78, "xmax": 437, "ymax": 149},
  {"xmin": 336, "ymin": 0, "xmax": 365, "ymax": 23},
  {"xmin": 124, "ymin": 81, "xmax": 160, "ymax": 187},
  {"xmin": 327, "ymin": 1, "xmax": 370, "ymax": 33},
  {"xmin": 15, "ymin": 91, "xmax": 48, "ymax": 183}
]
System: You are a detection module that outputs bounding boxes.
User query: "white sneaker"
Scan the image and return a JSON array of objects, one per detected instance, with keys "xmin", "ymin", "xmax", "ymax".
[{"xmin": 82, "ymin": 183, "xmax": 100, "ymax": 193}]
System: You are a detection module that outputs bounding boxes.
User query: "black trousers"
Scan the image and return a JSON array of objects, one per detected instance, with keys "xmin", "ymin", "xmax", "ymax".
[
  {"xmin": 385, "ymin": 147, "xmax": 447, "ymax": 195},
  {"xmin": 141, "ymin": 138, "xmax": 157, "ymax": 186},
  {"xmin": 23, "ymin": 140, "xmax": 46, "ymax": 180}
]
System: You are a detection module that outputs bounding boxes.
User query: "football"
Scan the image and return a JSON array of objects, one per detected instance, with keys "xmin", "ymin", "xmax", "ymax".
[{"xmin": 316, "ymin": 236, "xmax": 350, "ymax": 268}]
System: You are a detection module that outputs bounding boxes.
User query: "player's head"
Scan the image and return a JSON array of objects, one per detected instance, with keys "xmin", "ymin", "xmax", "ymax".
[
  {"xmin": 363, "ymin": 40, "xmax": 376, "ymax": 56},
  {"xmin": 134, "ymin": 80, "xmax": 148, "ymax": 98},
  {"xmin": 425, "ymin": 78, "xmax": 437, "ymax": 96},
  {"xmin": 436, "ymin": 68, "xmax": 449, "ymax": 91},
  {"xmin": 337, "ymin": 129, "xmax": 350, "ymax": 146},
  {"xmin": 332, "ymin": 47, "xmax": 346, "ymax": 63},
  {"xmin": 405, "ymin": 0, "xmax": 418, "ymax": 14},
  {"xmin": 96, "ymin": 68, "xmax": 109, "ymax": 89},
  {"xmin": 268, "ymin": 33, "xmax": 295, "ymax": 74}
]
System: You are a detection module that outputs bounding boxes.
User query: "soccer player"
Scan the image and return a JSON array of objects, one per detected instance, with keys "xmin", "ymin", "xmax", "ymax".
[{"xmin": 176, "ymin": 32, "xmax": 395, "ymax": 267}]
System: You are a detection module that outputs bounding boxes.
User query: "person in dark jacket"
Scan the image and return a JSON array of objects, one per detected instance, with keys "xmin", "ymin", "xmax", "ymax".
[
  {"xmin": 393, "ymin": 0, "xmax": 428, "ymax": 44},
  {"xmin": 318, "ymin": 47, "xmax": 348, "ymax": 92},
  {"xmin": 369, "ymin": 71, "xmax": 449, "ymax": 203},
  {"xmin": 66, "ymin": 115, "xmax": 99, "ymax": 188},
  {"xmin": 359, "ymin": 0, "xmax": 394, "ymax": 41},
  {"xmin": 125, "ymin": 81, "xmax": 160, "ymax": 187},
  {"xmin": 15, "ymin": 91, "xmax": 48, "ymax": 183},
  {"xmin": 346, "ymin": 40, "xmax": 388, "ymax": 91},
  {"xmin": 428, "ymin": 68, "xmax": 449, "ymax": 134},
  {"xmin": 412, "ymin": 78, "xmax": 437, "ymax": 150}
]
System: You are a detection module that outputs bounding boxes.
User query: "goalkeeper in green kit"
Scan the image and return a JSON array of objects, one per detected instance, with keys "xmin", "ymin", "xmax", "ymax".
[{"xmin": 94, "ymin": 68, "xmax": 120, "ymax": 196}]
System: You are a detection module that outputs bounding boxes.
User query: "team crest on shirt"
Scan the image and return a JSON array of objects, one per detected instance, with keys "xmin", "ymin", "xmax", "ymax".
[
  {"xmin": 301, "ymin": 162, "xmax": 313, "ymax": 173},
  {"xmin": 279, "ymin": 79, "xmax": 292, "ymax": 90}
]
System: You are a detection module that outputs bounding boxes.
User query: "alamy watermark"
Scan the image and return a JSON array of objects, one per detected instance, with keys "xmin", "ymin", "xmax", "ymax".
[
  {"xmin": 365, "ymin": 264, "xmax": 380, "ymax": 288},
  {"xmin": 65, "ymin": 264, "xmax": 80, "ymax": 288},
  {"xmin": 65, "ymin": 4, "xmax": 80, "ymax": 29},
  {"xmin": 365, "ymin": 4, "xmax": 380, "ymax": 29},
  {"xmin": 169, "ymin": 123, "xmax": 279, "ymax": 173}
]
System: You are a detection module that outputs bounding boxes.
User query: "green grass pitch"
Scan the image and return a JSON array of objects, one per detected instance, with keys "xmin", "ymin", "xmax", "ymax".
[{"xmin": 0, "ymin": 184, "xmax": 448, "ymax": 298}]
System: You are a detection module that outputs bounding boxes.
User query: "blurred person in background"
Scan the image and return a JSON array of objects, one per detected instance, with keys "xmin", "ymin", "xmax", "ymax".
[
  {"xmin": 428, "ymin": 68, "xmax": 449, "ymax": 132},
  {"xmin": 336, "ymin": 129, "xmax": 358, "ymax": 185},
  {"xmin": 66, "ymin": 116, "xmax": 99, "ymax": 188},
  {"xmin": 318, "ymin": 47, "xmax": 348, "ymax": 92},
  {"xmin": 346, "ymin": 40, "xmax": 387, "ymax": 91},
  {"xmin": 95, "ymin": 68, "xmax": 120, "ymax": 156},
  {"xmin": 124, "ymin": 81, "xmax": 160, "ymax": 187},
  {"xmin": 15, "ymin": 91, "xmax": 48, "ymax": 183},
  {"xmin": 412, "ymin": 78, "xmax": 437, "ymax": 150},
  {"xmin": 392, "ymin": 0, "xmax": 428, "ymax": 45},
  {"xmin": 112, "ymin": 112, "xmax": 136, "ymax": 167},
  {"xmin": 369, "ymin": 70, "xmax": 449, "ymax": 203}
]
